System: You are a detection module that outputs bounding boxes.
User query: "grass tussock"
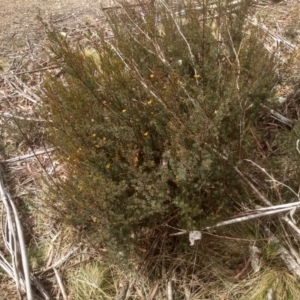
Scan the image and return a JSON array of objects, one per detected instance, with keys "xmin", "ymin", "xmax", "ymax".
[{"xmin": 67, "ymin": 262, "xmax": 116, "ymax": 300}]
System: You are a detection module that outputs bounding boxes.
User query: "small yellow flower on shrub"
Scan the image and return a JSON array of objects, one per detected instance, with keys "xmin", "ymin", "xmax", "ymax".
[
  {"xmin": 92, "ymin": 133, "xmax": 96, "ymax": 137},
  {"xmin": 122, "ymin": 109, "xmax": 126, "ymax": 113},
  {"xmin": 106, "ymin": 164, "xmax": 110, "ymax": 169},
  {"xmin": 95, "ymin": 144, "xmax": 100, "ymax": 148},
  {"xmin": 144, "ymin": 132, "xmax": 148, "ymax": 136},
  {"xmin": 194, "ymin": 74, "xmax": 200, "ymax": 79},
  {"xmin": 150, "ymin": 74, "xmax": 154, "ymax": 78},
  {"xmin": 147, "ymin": 99, "xmax": 152, "ymax": 105}
]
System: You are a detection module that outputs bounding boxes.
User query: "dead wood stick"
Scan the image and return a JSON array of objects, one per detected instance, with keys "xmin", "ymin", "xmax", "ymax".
[{"xmin": 2, "ymin": 147, "xmax": 56, "ymax": 164}]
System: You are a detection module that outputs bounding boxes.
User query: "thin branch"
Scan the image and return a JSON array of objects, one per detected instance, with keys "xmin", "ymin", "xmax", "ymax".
[
  {"xmin": 38, "ymin": 244, "xmax": 82, "ymax": 274},
  {"xmin": 53, "ymin": 268, "xmax": 67, "ymax": 300},
  {"xmin": 0, "ymin": 166, "xmax": 34, "ymax": 300},
  {"xmin": 245, "ymin": 159, "xmax": 300, "ymax": 198},
  {"xmin": 167, "ymin": 280, "xmax": 173, "ymax": 300},
  {"xmin": 234, "ymin": 166, "xmax": 300, "ymax": 242},
  {"xmin": 12, "ymin": 65, "xmax": 58, "ymax": 76},
  {"xmin": 0, "ymin": 112, "xmax": 47, "ymax": 122},
  {"xmin": 203, "ymin": 205, "xmax": 300, "ymax": 230},
  {"xmin": 2, "ymin": 147, "xmax": 56, "ymax": 164}
]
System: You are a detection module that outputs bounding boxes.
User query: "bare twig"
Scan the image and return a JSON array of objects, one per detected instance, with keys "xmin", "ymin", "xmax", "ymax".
[
  {"xmin": 261, "ymin": 104, "xmax": 294, "ymax": 127},
  {"xmin": 0, "ymin": 165, "xmax": 34, "ymax": 299},
  {"xmin": 4, "ymin": 75, "xmax": 41, "ymax": 104},
  {"xmin": 250, "ymin": 18, "xmax": 297, "ymax": 53},
  {"xmin": 38, "ymin": 244, "xmax": 82, "ymax": 274},
  {"xmin": 53, "ymin": 268, "xmax": 68, "ymax": 300},
  {"xmin": 167, "ymin": 280, "xmax": 173, "ymax": 300},
  {"xmin": 147, "ymin": 282, "xmax": 159, "ymax": 300},
  {"xmin": 12, "ymin": 65, "xmax": 58, "ymax": 75},
  {"xmin": 116, "ymin": 280, "xmax": 129, "ymax": 300},
  {"xmin": 245, "ymin": 159, "xmax": 299, "ymax": 198},
  {"xmin": 235, "ymin": 256, "xmax": 251, "ymax": 279},
  {"xmin": 234, "ymin": 166, "xmax": 300, "ymax": 242},
  {"xmin": 202, "ymin": 204, "xmax": 300, "ymax": 230},
  {"xmin": 0, "ymin": 112, "xmax": 47, "ymax": 122},
  {"xmin": 2, "ymin": 147, "xmax": 56, "ymax": 164}
]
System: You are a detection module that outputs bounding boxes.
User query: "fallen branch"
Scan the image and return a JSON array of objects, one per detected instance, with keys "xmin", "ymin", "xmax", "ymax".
[
  {"xmin": 0, "ymin": 165, "xmax": 52, "ymax": 299},
  {"xmin": 54, "ymin": 268, "xmax": 68, "ymax": 300},
  {"xmin": 37, "ymin": 243, "xmax": 82, "ymax": 274},
  {"xmin": 2, "ymin": 147, "xmax": 56, "ymax": 164},
  {"xmin": 0, "ymin": 111, "xmax": 47, "ymax": 122},
  {"xmin": 0, "ymin": 165, "xmax": 33, "ymax": 299}
]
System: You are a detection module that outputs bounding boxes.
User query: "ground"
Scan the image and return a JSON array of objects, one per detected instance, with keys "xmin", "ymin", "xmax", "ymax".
[
  {"xmin": 0, "ymin": 0, "xmax": 105, "ymax": 46},
  {"xmin": 0, "ymin": 0, "xmax": 300, "ymax": 299},
  {"xmin": 0, "ymin": 1, "xmax": 106, "ymax": 298}
]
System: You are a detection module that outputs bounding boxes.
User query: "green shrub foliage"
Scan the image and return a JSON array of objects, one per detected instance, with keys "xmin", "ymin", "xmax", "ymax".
[{"xmin": 41, "ymin": 0, "xmax": 279, "ymax": 257}]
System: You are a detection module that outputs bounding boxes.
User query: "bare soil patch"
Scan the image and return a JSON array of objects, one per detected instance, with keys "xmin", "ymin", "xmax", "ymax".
[
  {"xmin": 0, "ymin": 0, "xmax": 104, "ymax": 48},
  {"xmin": 0, "ymin": 0, "xmax": 113, "ymax": 66}
]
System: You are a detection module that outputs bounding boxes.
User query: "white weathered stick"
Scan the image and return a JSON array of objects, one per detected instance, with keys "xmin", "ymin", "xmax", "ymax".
[
  {"xmin": 0, "ymin": 166, "xmax": 33, "ymax": 300},
  {"xmin": 167, "ymin": 280, "xmax": 173, "ymax": 300},
  {"xmin": 39, "ymin": 244, "xmax": 81, "ymax": 274},
  {"xmin": 2, "ymin": 147, "xmax": 56, "ymax": 164},
  {"xmin": 54, "ymin": 267, "xmax": 68, "ymax": 300},
  {"xmin": 0, "ymin": 112, "xmax": 47, "ymax": 122},
  {"xmin": 203, "ymin": 205, "xmax": 300, "ymax": 230}
]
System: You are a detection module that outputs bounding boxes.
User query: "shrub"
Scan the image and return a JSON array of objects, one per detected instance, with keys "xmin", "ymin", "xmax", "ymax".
[{"xmin": 41, "ymin": 0, "xmax": 279, "ymax": 260}]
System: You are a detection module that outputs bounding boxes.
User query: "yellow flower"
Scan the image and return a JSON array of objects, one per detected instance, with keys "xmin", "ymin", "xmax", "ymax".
[
  {"xmin": 133, "ymin": 155, "xmax": 138, "ymax": 163},
  {"xmin": 194, "ymin": 74, "xmax": 200, "ymax": 79},
  {"xmin": 103, "ymin": 137, "xmax": 106, "ymax": 141},
  {"xmin": 144, "ymin": 132, "xmax": 149, "ymax": 136},
  {"xmin": 95, "ymin": 144, "xmax": 100, "ymax": 148},
  {"xmin": 92, "ymin": 133, "xmax": 96, "ymax": 137},
  {"xmin": 122, "ymin": 109, "xmax": 126, "ymax": 113},
  {"xmin": 147, "ymin": 99, "xmax": 152, "ymax": 105},
  {"xmin": 150, "ymin": 74, "xmax": 154, "ymax": 78},
  {"xmin": 92, "ymin": 216, "xmax": 97, "ymax": 223},
  {"xmin": 106, "ymin": 164, "xmax": 110, "ymax": 169}
]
